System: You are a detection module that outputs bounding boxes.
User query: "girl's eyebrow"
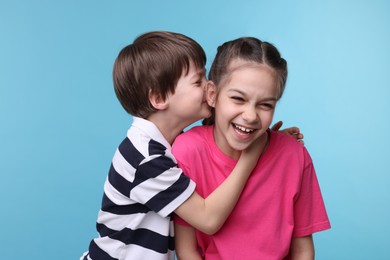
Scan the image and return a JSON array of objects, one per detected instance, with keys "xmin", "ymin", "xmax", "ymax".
[
  {"xmin": 227, "ymin": 88, "xmax": 244, "ymax": 95},
  {"xmin": 227, "ymin": 88, "xmax": 277, "ymax": 102}
]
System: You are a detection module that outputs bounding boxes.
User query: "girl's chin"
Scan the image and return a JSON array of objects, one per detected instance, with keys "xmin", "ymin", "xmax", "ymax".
[
  {"xmin": 228, "ymin": 141, "xmax": 251, "ymax": 153},
  {"xmin": 229, "ymin": 132, "xmax": 266, "ymax": 151}
]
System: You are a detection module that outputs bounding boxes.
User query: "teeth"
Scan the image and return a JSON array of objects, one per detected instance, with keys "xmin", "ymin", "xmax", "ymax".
[{"xmin": 234, "ymin": 124, "xmax": 254, "ymax": 133}]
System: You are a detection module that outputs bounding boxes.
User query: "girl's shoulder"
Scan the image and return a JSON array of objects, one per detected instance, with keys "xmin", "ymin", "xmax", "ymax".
[
  {"xmin": 268, "ymin": 130, "xmax": 311, "ymax": 162},
  {"xmin": 269, "ymin": 130, "xmax": 306, "ymax": 150},
  {"xmin": 176, "ymin": 125, "xmax": 212, "ymax": 144}
]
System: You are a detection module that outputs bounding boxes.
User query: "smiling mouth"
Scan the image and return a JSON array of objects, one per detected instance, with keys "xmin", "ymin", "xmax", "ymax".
[{"xmin": 232, "ymin": 123, "xmax": 255, "ymax": 134}]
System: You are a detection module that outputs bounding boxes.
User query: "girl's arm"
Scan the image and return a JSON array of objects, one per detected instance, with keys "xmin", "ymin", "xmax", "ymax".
[
  {"xmin": 175, "ymin": 224, "xmax": 202, "ymax": 260},
  {"xmin": 290, "ymin": 235, "xmax": 315, "ymax": 260},
  {"xmin": 174, "ymin": 135, "xmax": 265, "ymax": 235}
]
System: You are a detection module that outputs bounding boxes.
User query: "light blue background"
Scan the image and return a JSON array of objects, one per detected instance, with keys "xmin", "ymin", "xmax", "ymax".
[{"xmin": 1, "ymin": 0, "xmax": 389, "ymax": 259}]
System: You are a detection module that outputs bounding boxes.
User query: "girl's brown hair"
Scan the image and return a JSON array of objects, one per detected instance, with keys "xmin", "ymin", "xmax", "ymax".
[{"xmin": 204, "ymin": 37, "xmax": 287, "ymax": 125}]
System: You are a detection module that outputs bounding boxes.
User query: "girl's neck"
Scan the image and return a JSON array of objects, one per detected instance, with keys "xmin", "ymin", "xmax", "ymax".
[{"xmin": 214, "ymin": 128, "xmax": 270, "ymax": 160}]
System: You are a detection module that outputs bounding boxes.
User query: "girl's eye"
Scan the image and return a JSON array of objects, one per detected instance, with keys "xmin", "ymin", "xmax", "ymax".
[
  {"xmin": 260, "ymin": 103, "xmax": 275, "ymax": 110},
  {"xmin": 231, "ymin": 96, "xmax": 245, "ymax": 102}
]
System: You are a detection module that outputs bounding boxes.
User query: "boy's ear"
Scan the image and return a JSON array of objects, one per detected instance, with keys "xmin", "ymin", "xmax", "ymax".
[
  {"xmin": 149, "ymin": 90, "xmax": 169, "ymax": 110},
  {"xmin": 206, "ymin": 81, "xmax": 217, "ymax": 107}
]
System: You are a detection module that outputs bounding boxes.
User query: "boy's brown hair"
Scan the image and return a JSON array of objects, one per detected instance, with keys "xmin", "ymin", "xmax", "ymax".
[{"xmin": 113, "ymin": 31, "xmax": 206, "ymax": 118}]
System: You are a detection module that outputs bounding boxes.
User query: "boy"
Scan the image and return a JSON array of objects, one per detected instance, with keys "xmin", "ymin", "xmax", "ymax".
[{"xmin": 80, "ymin": 31, "xmax": 263, "ymax": 260}]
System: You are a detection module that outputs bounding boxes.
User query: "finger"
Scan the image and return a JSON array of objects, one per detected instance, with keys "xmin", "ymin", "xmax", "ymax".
[
  {"xmin": 289, "ymin": 127, "xmax": 300, "ymax": 134},
  {"xmin": 271, "ymin": 121, "xmax": 283, "ymax": 131}
]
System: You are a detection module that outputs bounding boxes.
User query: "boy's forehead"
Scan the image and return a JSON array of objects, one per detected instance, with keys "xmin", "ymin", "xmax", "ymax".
[
  {"xmin": 185, "ymin": 61, "xmax": 206, "ymax": 77},
  {"xmin": 197, "ymin": 67, "xmax": 206, "ymax": 76}
]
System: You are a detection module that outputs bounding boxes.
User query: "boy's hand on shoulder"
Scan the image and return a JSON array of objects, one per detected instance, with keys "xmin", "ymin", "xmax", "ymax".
[
  {"xmin": 271, "ymin": 121, "xmax": 304, "ymax": 144},
  {"xmin": 270, "ymin": 120, "xmax": 284, "ymax": 132}
]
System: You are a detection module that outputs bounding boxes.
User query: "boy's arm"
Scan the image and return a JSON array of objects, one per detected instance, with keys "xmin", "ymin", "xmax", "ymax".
[
  {"xmin": 174, "ymin": 223, "xmax": 202, "ymax": 260},
  {"xmin": 174, "ymin": 135, "xmax": 264, "ymax": 235},
  {"xmin": 290, "ymin": 235, "xmax": 315, "ymax": 260},
  {"xmin": 271, "ymin": 121, "xmax": 304, "ymax": 143}
]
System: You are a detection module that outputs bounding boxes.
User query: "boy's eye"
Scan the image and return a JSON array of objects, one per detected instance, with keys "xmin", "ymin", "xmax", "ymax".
[{"xmin": 194, "ymin": 78, "xmax": 205, "ymax": 87}]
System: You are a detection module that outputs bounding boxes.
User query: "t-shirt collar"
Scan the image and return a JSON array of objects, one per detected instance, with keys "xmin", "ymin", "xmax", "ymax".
[{"xmin": 131, "ymin": 117, "xmax": 172, "ymax": 150}]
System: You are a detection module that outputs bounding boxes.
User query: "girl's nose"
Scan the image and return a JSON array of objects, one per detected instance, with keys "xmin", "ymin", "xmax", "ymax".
[{"xmin": 242, "ymin": 105, "xmax": 258, "ymax": 123}]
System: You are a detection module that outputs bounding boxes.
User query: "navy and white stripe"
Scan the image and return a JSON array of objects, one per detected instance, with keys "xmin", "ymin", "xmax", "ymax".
[{"xmin": 81, "ymin": 117, "xmax": 195, "ymax": 260}]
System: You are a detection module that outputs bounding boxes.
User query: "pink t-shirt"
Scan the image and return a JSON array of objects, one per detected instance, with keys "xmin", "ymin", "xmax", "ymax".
[{"xmin": 173, "ymin": 126, "xmax": 330, "ymax": 260}]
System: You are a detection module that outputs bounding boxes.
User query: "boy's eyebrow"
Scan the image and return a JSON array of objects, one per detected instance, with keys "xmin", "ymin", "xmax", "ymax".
[
  {"xmin": 195, "ymin": 68, "xmax": 206, "ymax": 78},
  {"xmin": 188, "ymin": 68, "xmax": 205, "ymax": 81}
]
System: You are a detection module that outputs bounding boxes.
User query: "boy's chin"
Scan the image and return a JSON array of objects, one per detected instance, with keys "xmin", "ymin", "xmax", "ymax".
[{"xmin": 201, "ymin": 109, "xmax": 212, "ymax": 119}]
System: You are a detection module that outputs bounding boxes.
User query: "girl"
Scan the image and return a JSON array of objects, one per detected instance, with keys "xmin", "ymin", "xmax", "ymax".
[{"xmin": 172, "ymin": 37, "xmax": 330, "ymax": 259}]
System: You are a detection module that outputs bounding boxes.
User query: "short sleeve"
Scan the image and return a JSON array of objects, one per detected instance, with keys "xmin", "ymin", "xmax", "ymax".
[
  {"xmin": 171, "ymin": 160, "xmax": 194, "ymax": 227},
  {"xmin": 131, "ymin": 153, "xmax": 196, "ymax": 218},
  {"xmin": 293, "ymin": 148, "xmax": 331, "ymax": 237}
]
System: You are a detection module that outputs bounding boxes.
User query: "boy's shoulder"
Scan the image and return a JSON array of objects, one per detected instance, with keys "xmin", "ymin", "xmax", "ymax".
[{"xmin": 127, "ymin": 117, "xmax": 171, "ymax": 155}]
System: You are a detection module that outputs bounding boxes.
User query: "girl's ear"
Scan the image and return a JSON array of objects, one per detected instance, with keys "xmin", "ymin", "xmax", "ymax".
[
  {"xmin": 206, "ymin": 81, "xmax": 217, "ymax": 107},
  {"xmin": 149, "ymin": 90, "xmax": 169, "ymax": 110}
]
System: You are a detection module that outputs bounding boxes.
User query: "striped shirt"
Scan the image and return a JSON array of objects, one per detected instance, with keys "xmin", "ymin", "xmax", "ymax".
[{"xmin": 82, "ymin": 117, "xmax": 196, "ymax": 260}]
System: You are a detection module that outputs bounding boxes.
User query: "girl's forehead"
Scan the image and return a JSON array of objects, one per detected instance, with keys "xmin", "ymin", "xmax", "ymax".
[
  {"xmin": 218, "ymin": 59, "xmax": 283, "ymax": 100},
  {"xmin": 221, "ymin": 63, "xmax": 279, "ymax": 97},
  {"xmin": 228, "ymin": 59, "xmax": 273, "ymax": 73},
  {"xmin": 223, "ymin": 60, "xmax": 277, "ymax": 84}
]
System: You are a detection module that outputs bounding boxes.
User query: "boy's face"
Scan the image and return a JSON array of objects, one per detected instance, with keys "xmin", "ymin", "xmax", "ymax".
[
  {"xmin": 166, "ymin": 62, "xmax": 210, "ymax": 126},
  {"xmin": 210, "ymin": 62, "xmax": 278, "ymax": 159}
]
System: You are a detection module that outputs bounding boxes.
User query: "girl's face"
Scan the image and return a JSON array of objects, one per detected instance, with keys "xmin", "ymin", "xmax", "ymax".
[{"xmin": 208, "ymin": 61, "xmax": 278, "ymax": 159}]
